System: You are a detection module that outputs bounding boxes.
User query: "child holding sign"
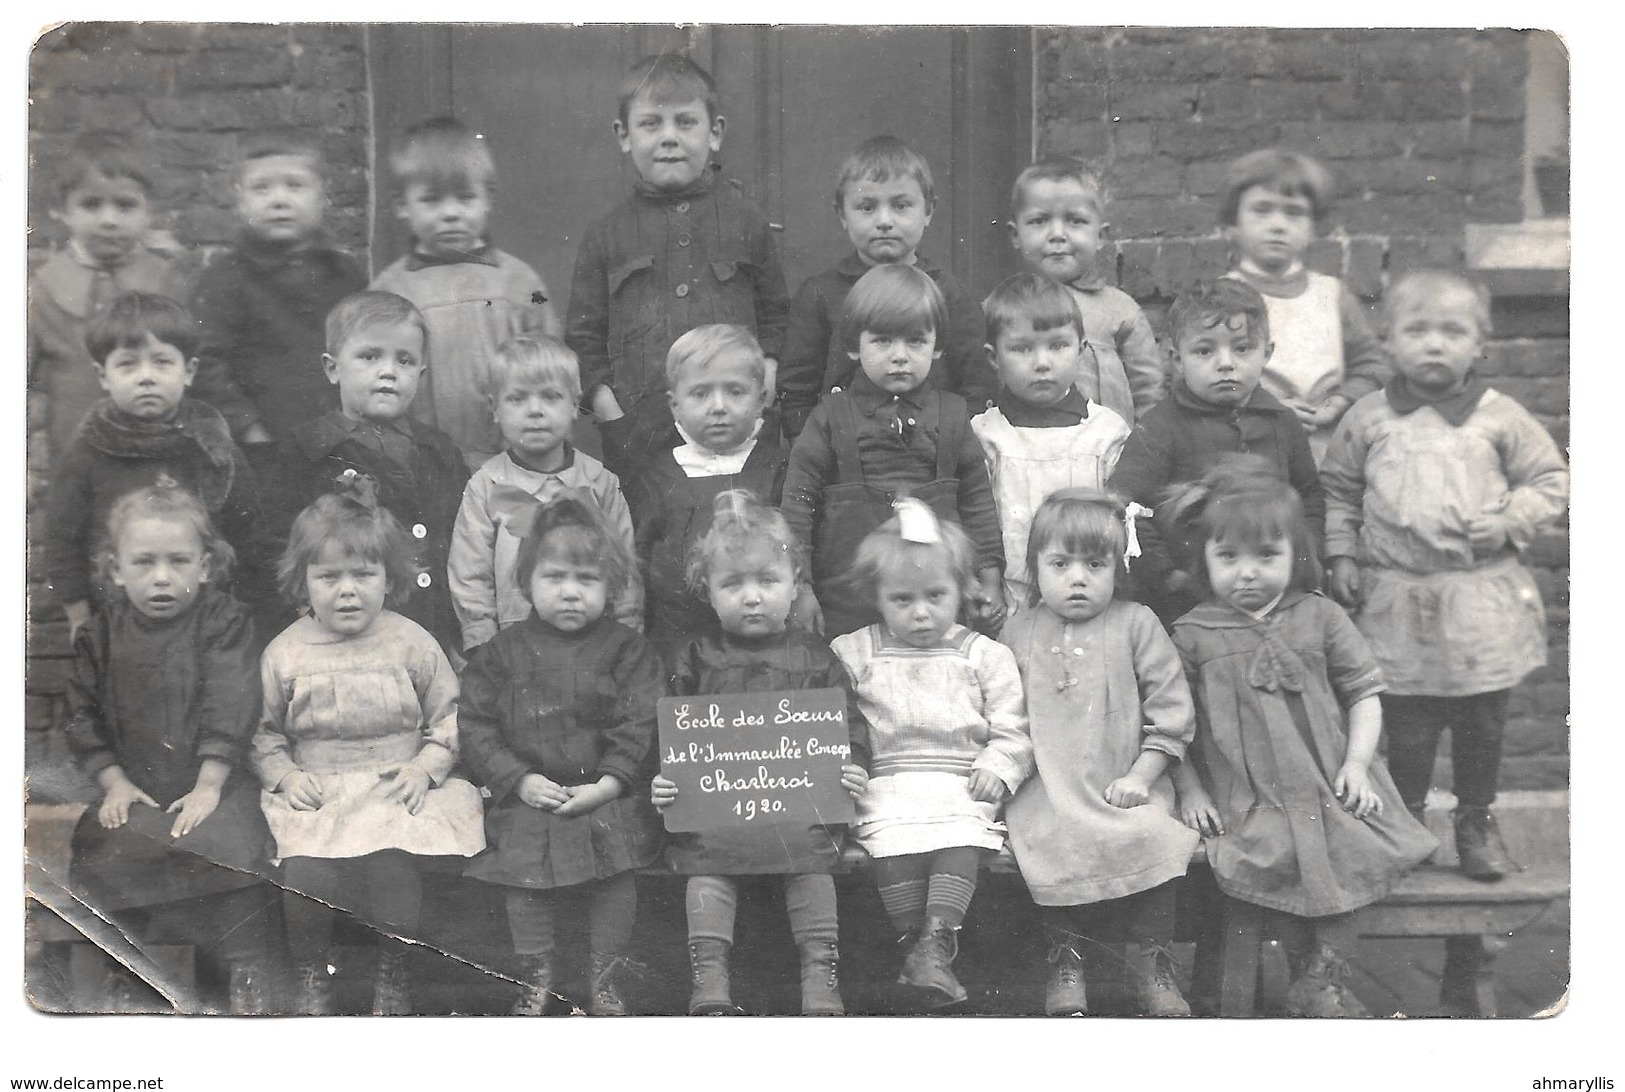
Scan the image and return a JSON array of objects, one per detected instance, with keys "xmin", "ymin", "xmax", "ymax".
[
  {"xmin": 651, "ymin": 490, "xmax": 870, "ymax": 1015},
  {"xmin": 458, "ymin": 493, "xmax": 665, "ymax": 1016},
  {"xmin": 832, "ymin": 499, "xmax": 1032, "ymax": 1008}
]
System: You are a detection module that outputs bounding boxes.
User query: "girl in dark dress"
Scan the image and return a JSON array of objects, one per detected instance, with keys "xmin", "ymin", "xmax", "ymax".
[
  {"xmin": 65, "ymin": 484, "xmax": 277, "ymax": 1013},
  {"xmin": 458, "ymin": 493, "xmax": 666, "ymax": 1015},
  {"xmin": 650, "ymin": 491, "xmax": 871, "ymax": 1015}
]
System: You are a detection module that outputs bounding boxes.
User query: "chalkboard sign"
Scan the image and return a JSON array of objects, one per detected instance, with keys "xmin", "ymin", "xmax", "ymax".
[{"xmin": 657, "ymin": 688, "xmax": 855, "ymax": 834}]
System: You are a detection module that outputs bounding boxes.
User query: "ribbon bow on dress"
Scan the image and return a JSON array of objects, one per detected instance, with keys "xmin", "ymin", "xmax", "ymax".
[{"xmin": 1246, "ymin": 623, "xmax": 1308, "ymax": 693}]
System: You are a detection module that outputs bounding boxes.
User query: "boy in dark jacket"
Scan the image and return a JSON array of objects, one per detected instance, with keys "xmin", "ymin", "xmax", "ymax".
[
  {"xmin": 1108, "ymin": 278, "xmax": 1324, "ymax": 623},
  {"xmin": 45, "ymin": 292, "xmax": 267, "ymax": 634},
  {"xmin": 190, "ymin": 131, "xmax": 367, "ymax": 451},
  {"xmin": 269, "ymin": 291, "xmax": 470, "ymax": 653},
  {"xmin": 566, "ymin": 52, "xmax": 789, "ymax": 481}
]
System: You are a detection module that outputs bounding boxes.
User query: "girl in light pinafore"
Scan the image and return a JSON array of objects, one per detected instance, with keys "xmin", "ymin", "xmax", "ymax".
[
  {"xmin": 254, "ymin": 479, "xmax": 485, "ymax": 1015},
  {"xmin": 832, "ymin": 500, "xmax": 1032, "ymax": 1009}
]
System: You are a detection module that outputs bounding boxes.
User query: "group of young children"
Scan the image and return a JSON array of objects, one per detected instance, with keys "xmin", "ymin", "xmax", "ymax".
[{"xmin": 33, "ymin": 51, "xmax": 1569, "ymax": 1019}]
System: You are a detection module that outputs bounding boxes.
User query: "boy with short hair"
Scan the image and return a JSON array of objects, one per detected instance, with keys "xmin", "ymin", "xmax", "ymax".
[
  {"xmin": 778, "ymin": 134, "xmax": 995, "ymax": 441},
  {"xmin": 31, "ymin": 132, "xmax": 192, "ymax": 472},
  {"xmin": 270, "ymin": 290, "xmax": 470, "ymax": 652},
  {"xmin": 567, "ymin": 52, "xmax": 789, "ymax": 482},
  {"xmin": 1219, "ymin": 149, "xmax": 1389, "ymax": 461},
  {"xmin": 372, "ymin": 117, "xmax": 560, "ymax": 469},
  {"xmin": 44, "ymin": 291, "xmax": 264, "ymax": 635},
  {"xmin": 1107, "ymin": 278, "xmax": 1323, "ymax": 624},
  {"xmin": 189, "ymin": 131, "xmax": 367, "ymax": 448},
  {"xmin": 972, "ymin": 272, "xmax": 1131, "ymax": 610},
  {"xmin": 448, "ymin": 335, "xmax": 642, "ymax": 653},
  {"xmin": 1006, "ymin": 157, "xmax": 1164, "ymax": 424},
  {"xmin": 625, "ymin": 324, "xmax": 788, "ymax": 649}
]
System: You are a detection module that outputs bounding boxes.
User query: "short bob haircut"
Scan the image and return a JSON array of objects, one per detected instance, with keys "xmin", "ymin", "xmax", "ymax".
[
  {"xmin": 235, "ymin": 129, "xmax": 326, "ymax": 183},
  {"xmin": 278, "ymin": 486, "xmax": 420, "ymax": 609},
  {"xmin": 388, "ymin": 116, "xmax": 496, "ymax": 195},
  {"xmin": 1382, "ymin": 269, "xmax": 1493, "ymax": 338},
  {"xmin": 983, "ymin": 271, "xmax": 1086, "ymax": 348},
  {"xmin": 663, "ymin": 323, "xmax": 770, "ymax": 391},
  {"xmin": 838, "ymin": 264, "xmax": 949, "ymax": 356},
  {"xmin": 85, "ymin": 291, "xmax": 201, "ymax": 364},
  {"xmin": 1164, "ymin": 277, "xmax": 1272, "ymax": 350},
  {"xmin": 1165, "ymin": 454, "xmax": 1322, "ymax": 599},
  {"xmin": 834, "ymin": 134, "xmax": 935, "ymax": 212},
  {"xmin": 1218, "ymin": 148, "xmax": 1335, "ymax": 228},
  {"xmin": 845, "ymin": 502, "xmax": 979, "ymax": 608},
  {"xmin": 513, "ymin": 492, "xmax": 635, "ymax": 605},
  {"xmin": 324, "ymin": 290, "xmax": 429, "ymax": 359},
  {"xmin": 684, "ymin": 488, "xmax": 804, "ymax": 595},
  {"xmin": 1024, "ymin": 487, "xmax": 1130, "ymax": 607},
  {"xmin": 1009, "ymin": 156, "xmax": 1108, "ymax": 220},
  {"xmin": 482, "ymin": 336, "xmax": 583, "ymax": 404},
  {"xmin": 617, "ymin": 52, "xmax": 720, "ymax": 126},
  {"xmin": 99, "ymin": 483, "xmax": 235, "ymax": 591},
  {"xmin": 53, "ymin": 131, "xmax": 153, "ymax": 204}
]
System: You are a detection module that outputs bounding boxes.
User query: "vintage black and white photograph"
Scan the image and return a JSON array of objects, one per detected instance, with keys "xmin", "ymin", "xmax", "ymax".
[{"xmin": 18, "ymin": 14, "xmax": 1576, "ymax": 1060}]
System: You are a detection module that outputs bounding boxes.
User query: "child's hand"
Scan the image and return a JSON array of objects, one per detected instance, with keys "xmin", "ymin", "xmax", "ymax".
[
  {"xmin": 839, "ymin": 763, "xmax": 870, "ymax": 801},
  {"xmin": 1280, "ymin": 396, "xmax": 1319, "ymax": 429},
  {"xmin": 1327, "ymin": 557, "xmax": 1362, "ymax": 608},
  {"xmin": 379, "ymin": 765, "xmax": 432, "ymax": 815},
  {"xmin": 651, "ymin": 775, "xmax": 679, "ymax": 810},
  {"xmin": 65, "ymin": 599, "xmax": 92, "ymax": 642},
  {"xmin": 1104, "ymin": 772, "xmax": 1153, "ymax": 809},
  {"xmin": 98, "ymin": 776, "xmax": 158, "ymax": 830},
  {"xmin": 1164, "ymin": 569, "xmax": 1194, "ymax": 597},
  {"xmin": 968, "ymin": 580, "xmax": 1007, "ymax": 633},
  {"xmin": 790, "ymin": 584, "xmax": 824, "ymax": 636},
  {"xmin": 165, "ymin": 782, "xmax": 222, "ymax": 838},
  {"xmin": 1178, "ymin": 788, "xmax": 1225, "ymax": 838},
  {"xmin": 241, "ymin": 422, "xmax": 273, "ymax": 445},
  {"xmin": 517, "ymin": 773, "xmax": 571, "ymax": 811},
  {"xmin": 1308, "ymin": 395, "xmax": 1351, "ymax": 430},
  {"xmin": 1333, "ymin": 764, "xmax": 1383, "ymax": 821},
  {"xmin": 1465, "ymin": 512, "xmax": 1511, "ymax": 556},
  {"xmin": 279, "ymin": 770, "xmax": 325, "ymax": 811},
  {"xmin": 967, "ymin": 769, "xmax": 1009, "ymax": 805},
  {"xmin": 553, "ymin": 775, "xmax": 621, "ymax": 818}
]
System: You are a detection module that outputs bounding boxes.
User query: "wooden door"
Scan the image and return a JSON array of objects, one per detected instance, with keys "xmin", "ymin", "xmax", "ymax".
[{"xmin": 368, "ymin": 24, "xmax": 1031, "ymax": 303}]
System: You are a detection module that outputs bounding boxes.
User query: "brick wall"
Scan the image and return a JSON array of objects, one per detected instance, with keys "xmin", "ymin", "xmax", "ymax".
[
  {"xmin": 1036, "ymin": 27, "xmax": 1569, "ymax": 790},
  {"xmin": 26, "ymin": 24, "xmax": 371, "ymax": 745}
]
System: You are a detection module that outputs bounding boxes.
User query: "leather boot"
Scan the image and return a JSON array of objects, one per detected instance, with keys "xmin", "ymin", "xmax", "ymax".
[
  {"xmin": 798, "ymin": 940, "xmax": 844, "ymax": 1016},
  {"xmin": 1042, "ymin": 933, "xmax": 1087, "ymax": 1016},
  {"xmin": 510, "ymin": 952, "xmax": 556, "ymax": 1016},
  {"xmin": 687, "ymin": 939, "xmax": 740, "ymax": 1015},
  {"xmin": 1283, "ymin": 942, "xmax": 1365, "ymax": 1017},
  {"xmin": 228, "ymin": 960, "xmax": 273, "ymax": 1016},
  {"xmin": 372, "ymin": 947, "xmax": 411, "ymax": 1016},
  {"xmin": 897, "ymin": 915, "xmax": 967, "ymax": 1007},
  {"xmin": 1127, "ymin": 941, "xmax": 1191, "ymax": 1017},
  {"xmin": 1455, "ymin": 807, "xmax": 1515, "ymax": 882},
  {"xmin": 292, "ymin": 958, "xmax": 335, "ymax": 1016},
  {"xmin": 589, "ymin": 952, "xmax": 630, "ymax": 1016}
]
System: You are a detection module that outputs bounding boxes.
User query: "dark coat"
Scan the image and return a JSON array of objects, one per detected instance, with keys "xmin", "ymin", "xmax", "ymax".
[
  {"xmin": 269, "ymin": 411, "xmax": 469, "ymax": 650},
  {"xmin": 65, "ymin": 587, "xmax": 271, "ymax": 910},
  {"xmin": 189, "ymin": 233, "xmax": 366, "ymax": 441},
  {"xmin": 1108, "ymin": 380, "xmax": 1325, "ymax": 622},
  {"xmin": 459, "ymin": 614, "xmax": 665, "ymax": 888}
]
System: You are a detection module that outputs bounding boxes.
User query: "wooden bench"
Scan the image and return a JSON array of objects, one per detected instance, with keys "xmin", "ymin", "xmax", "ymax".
[
  {"xmin": 25, "ymin": 797, "xmax": 1569, "ymax": 1016},
  {"xmin": 1188, "ymin": 862, "xmax": 1568, "ymax": 1017}
]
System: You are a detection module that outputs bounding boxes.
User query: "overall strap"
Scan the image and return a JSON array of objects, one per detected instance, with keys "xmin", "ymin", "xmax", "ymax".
[
  {"xmin": 934, "ymin": 392, "xmax": 965, "ymax": 480},
  {"xmin": 829, "ymin": 394, "xmax": 866, "ymax": 486}
]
